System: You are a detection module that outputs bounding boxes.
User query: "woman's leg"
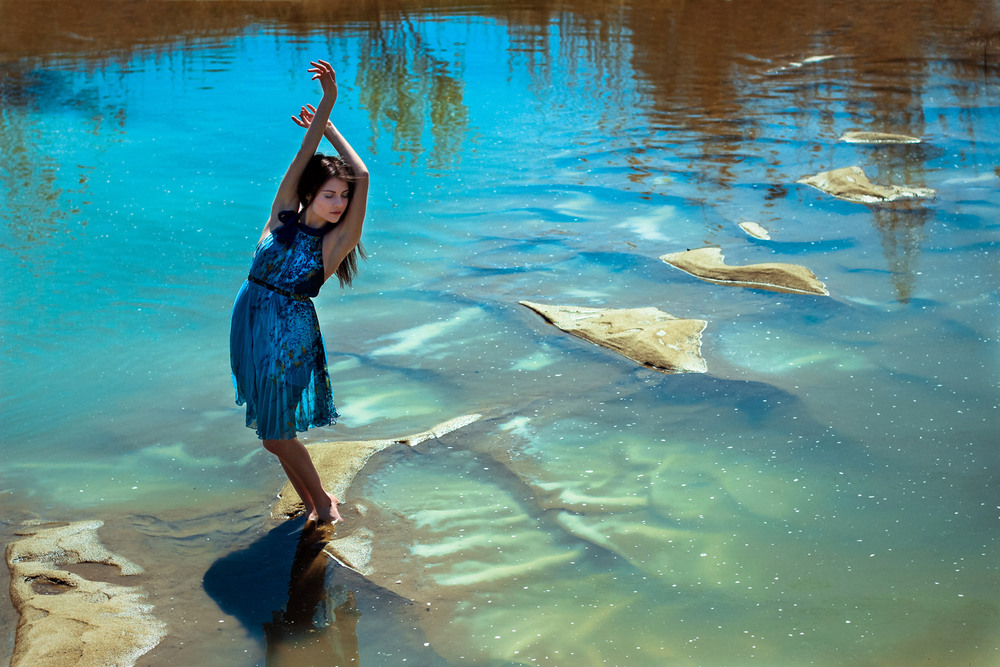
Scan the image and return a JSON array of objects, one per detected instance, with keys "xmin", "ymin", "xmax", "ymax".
[
  {"xmin": 277, "ymin": 458, "xmax": 318, "ymax": 519},
  {"xmin": 263, "ymin": 438, "xmax": 342, "ymax": 524}
]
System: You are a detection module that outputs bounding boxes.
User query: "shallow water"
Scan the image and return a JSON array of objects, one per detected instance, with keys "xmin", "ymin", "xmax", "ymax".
[{"xmin": 2, "ymin": 0, "xmax": 999, "ymax": 664}]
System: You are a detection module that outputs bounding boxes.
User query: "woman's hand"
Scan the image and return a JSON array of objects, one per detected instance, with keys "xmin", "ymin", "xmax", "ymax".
[
  {"xmin": 269, "ymin": 59, "xmax": 341, "ymax": 223},
  {"xmin": 291, "ymin": 103, "xmax": 336, "ymax": 132},
  {"xmin": 291, "ymin": 104, "xmax": 317, "ymax": 129},
  {"xmin": 307, "ymin": 59, "xmax": 338, "ymax": 104}
]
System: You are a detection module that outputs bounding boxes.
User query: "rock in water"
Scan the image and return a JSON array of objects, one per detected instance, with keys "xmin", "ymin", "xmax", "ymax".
[
  {"xmin": 839, "ymin": 131, "xmax": 921, "ymax": 144},
  {"xmin": 322, "ymin": 528, "xmax": 376, "ymax": 576},
  {"xmin": 798, "ymin": 165, "xmax": 935, "ymax": 203},
  {"xmin": 738, "ymin": 221, "xmax": 771, "ymax": 240},
  {"xmin": 659, "ymin": 247, "xmax": 829, "ymax": 296},
  {"xmin": 5, "ymin": 520, "xmax": 167, "ymax": 667},
  {"xmin": 519, "ymin": 301, "xmax": 708, "ymax": 373}
]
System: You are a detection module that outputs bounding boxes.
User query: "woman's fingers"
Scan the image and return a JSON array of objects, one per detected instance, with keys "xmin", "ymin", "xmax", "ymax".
[
  {"xmin": 291, "ymin": 103, "xmax": 316, "ymax": 127},
  {"xmin": 307, "ymin": 61, "xmax": 337, "ymax": 103},
  {"xmin": 290, "ymin": 100, "xmax": 319, "ymax": 129},
  {"xmin": 308, "ymin": 60, "xmax": 336, "ymax": 82}
]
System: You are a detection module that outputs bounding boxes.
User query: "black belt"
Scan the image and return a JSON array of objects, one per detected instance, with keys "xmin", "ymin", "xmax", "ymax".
[{"xmin": 247, "ymin": 275, "xmax": 310, "ymax": 302}]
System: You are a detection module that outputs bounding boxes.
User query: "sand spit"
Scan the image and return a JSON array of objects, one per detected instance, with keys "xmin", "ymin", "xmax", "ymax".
[
  {"xmin": 272, "ymin": 413, "xmax": 483, "ymax": 520},
  {"xmin": 271, "ymin": 414, "xmax": 482, "ymax": 573},
  {"xmin": 798, "ymin": 165, "xmax": 935, "ymax": 203},
  {"xmin": 660, "ymin": 247, "xmax": 829, "ymax": 296},
  {"xmin": 5, "ymin": 520, "xmax": 167, "ymax": 667},
  {"xmin": 519, "ymin": 301, "xmax": 708, "ymax": 374}
]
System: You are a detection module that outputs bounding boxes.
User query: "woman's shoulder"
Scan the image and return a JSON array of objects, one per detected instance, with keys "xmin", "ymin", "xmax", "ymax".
[
  {"xmin": 268, "ymin": 210, "xmax": 305, "ymax": 245},
  {"xmin": 276, "ymin": 210, "xmax": 300, "ymax": 225}
]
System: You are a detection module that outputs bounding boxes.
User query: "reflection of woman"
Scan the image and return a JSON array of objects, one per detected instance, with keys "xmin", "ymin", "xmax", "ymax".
[
  {"xmin": 263, "ymin": 527, "xmax": 361, "ymax": 666},
  {"xmin": 230, "ymin": 60, "xmax": 369, "ymax": 525}
]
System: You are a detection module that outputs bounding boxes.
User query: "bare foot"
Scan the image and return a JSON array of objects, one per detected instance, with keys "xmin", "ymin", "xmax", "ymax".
[
  {"xmin": 314, "ymin": 492, "xmax": 342, "ymax": 525},
  {"xmin": 301, "ymin": 499, "xmax": 319, "ymax": 526}
]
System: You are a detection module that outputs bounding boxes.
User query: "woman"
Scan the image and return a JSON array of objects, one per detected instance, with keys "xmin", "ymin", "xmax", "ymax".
[{"xmin": 230, "ymin": 60, "xmax": 369, "ymax": 525}]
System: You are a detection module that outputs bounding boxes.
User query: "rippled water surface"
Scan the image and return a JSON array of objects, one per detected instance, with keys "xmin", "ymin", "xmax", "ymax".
[{"xmin": 2, "ymin": 1, "xmax": 998, "ymax": 664}]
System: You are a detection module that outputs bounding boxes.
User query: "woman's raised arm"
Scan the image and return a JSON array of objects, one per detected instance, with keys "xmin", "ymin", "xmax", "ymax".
[
  {"xmin": 319, "ymin": 121, "xmax": 369, "ymax": 281},
  {"xmin": 292, "ymin": 104, "xmax": 369, "ymax": 179},
  {"xmin": 293, "ymin": 103, "xmax": 370, "ymax": 282},
  {"xmin": 263, "ymin": 60, "xmax": 338, "ymax": 237}
]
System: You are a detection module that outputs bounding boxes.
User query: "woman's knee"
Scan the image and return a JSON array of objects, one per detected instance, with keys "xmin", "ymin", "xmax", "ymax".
[{"xmin": 262, "ymin": 438, "xmax": 293, "ymax": 455}]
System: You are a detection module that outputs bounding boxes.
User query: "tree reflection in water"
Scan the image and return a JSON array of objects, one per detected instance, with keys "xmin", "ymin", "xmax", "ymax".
[
  {"xmin": 2, "ymin": 0, "xmax": 996, "ymax": 304},
  {"xmin": 355, "ymin": 12, "xmax": 469, "ymax": 174}
]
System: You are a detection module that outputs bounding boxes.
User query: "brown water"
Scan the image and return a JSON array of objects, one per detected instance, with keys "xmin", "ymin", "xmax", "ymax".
[{"xmin": 2, "ymin": 0, "xmax": 998, "ymax": 665}]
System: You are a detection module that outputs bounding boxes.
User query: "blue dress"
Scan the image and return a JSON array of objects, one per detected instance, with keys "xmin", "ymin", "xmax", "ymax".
[{"xmin": 230, "ymin": 211, "xmax": 339, "ymax": 440}]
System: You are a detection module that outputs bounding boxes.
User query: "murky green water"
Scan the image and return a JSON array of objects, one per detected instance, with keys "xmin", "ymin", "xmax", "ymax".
[{"xmin": 2, "ymin": 1, "xmax": 998, "ymax": 664}]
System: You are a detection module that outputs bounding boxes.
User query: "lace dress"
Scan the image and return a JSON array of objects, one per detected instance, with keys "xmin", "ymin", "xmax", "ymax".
[{"xmin": 230, "ymin": 211, "xmax": 339, "ymax": 439}]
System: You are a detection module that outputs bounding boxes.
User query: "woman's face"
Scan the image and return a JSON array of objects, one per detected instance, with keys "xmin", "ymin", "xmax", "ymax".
[{"xmin": 308, "ymin": 177, "xmax": 350, "ymax": 223}]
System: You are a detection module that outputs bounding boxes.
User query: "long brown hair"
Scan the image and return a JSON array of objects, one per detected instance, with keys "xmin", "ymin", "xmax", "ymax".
[{"xmin": 298, "ymin": 153, "xmax": 367, "ymax": 288}]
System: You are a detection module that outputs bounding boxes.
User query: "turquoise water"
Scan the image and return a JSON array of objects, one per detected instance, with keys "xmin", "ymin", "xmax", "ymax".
[{"xmin": 2, "ymin": 1, "xmax": 998, "ymax": 664}]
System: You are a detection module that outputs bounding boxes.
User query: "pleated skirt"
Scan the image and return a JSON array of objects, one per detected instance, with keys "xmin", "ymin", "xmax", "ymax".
[{"xmin": 230, "ymin": 280, "xmax": 338, "ymax": 440}]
